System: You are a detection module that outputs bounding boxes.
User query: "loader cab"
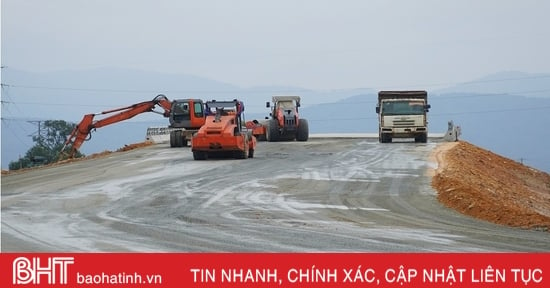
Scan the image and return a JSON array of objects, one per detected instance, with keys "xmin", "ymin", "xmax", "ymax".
[
  {"xmin": 205, "ymin": 100, "xmax": 244, "ymax": 129},
  {"xmin": 169, "ymin": 99, "xmax": 205, "ymax": 129},
  {"xmin": 267, "ymin": 97, "xmax": 301, "ymax": 118}
]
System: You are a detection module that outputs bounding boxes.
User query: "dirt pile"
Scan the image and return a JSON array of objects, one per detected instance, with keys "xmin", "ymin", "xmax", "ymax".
[
  {"xmin": 432, "ymin": 141, "xmax": 550, "ymax": 231},
  {"xmin": 116, "ymin": 141, "xmax": 153, "ymax": 152}
]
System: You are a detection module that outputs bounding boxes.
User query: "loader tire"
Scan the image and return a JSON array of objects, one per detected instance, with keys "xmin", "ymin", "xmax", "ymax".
[
  {"xmin": 236, "ymin": 147, "xmax": 248, "ymax": 159},
  {"xmin": 266, "ymin": 119, "xmax": 279, "ymax": 142},
  {"xmin": 296, "ymin": 119, "xmax": 309, "ymax": 141},
  {"xmin": 256, "ymin": 134, "xmax": 266, "ymax": 141},
  {"xmin": 235, "ymin": 138, "xmax": 248, "ymax": 159}
]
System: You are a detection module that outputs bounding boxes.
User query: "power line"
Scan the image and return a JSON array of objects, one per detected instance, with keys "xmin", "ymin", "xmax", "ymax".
[
  {"xmin": 4, "ymin": 89, "xmax": 549, "ymax": 109},
  {"xmin": 2, "ymin": 104, "xmax": 549, "ymax": 124},
  {"xmin": 430, "ymin": 105, "xmax": 550, "ymax": 116},
  {"xmin": 306, "ymin": 105, "xmax": 550, "ymax": 122},
  {"xmin": 432, "ymin": 89, "xmax": 550, "ymax": 99},
  {"xmin": 0, "ymin": 83, "xmax": 317, "ymax": 94},
  {"xmin": 2, "ymin": 74, "xmax": 549, "ymax": 94},
  {"xmin": 373, "ymin": 75, "xmax": 550, "ymax": 90},
  {"xmin": 1, "ymin": 119, "xmax": 33, "ymax": 149},
  {"xmin": 459, "ymin": 75, "xmax": 550, "ymax": 85},
  {"xmin": 1, "ymin": 100, "xmax": 116, "ymax": 108},
  {"xmin": 1, "ymin": 85, "xmax": 33, "ymax": 134}
]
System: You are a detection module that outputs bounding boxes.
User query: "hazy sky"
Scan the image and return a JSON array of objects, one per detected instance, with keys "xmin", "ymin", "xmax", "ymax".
[{"xmin": 2, "ymin": 0, "xmax": 549, "ymax": 90}]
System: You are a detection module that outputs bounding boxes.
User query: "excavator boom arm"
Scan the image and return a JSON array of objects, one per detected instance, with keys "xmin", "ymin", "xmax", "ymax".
[{"xmin": 61, "ymin": 94, "xmax": 172, "ymax": 158}]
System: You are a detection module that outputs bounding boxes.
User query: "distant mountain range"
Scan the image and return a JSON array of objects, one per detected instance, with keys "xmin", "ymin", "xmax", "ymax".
[
  {"xmin": 435, "ymin": 70, "xmax": 550, "ymax": 96},
  {"xmin": 2, "ymin": 68, "xmax": 549, "ymax": 172}
]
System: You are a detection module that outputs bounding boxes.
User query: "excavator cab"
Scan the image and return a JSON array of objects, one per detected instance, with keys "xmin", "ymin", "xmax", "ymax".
[
  {"xmin": 168, "ymin": 99, "xmax": 207, "ymax": 147},
  {"xmin": 169, "ymin": 99, "xmax": 205, "ymax": 129}
]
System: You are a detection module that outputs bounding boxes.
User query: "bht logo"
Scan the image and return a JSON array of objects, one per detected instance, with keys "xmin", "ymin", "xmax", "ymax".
[{"xmin": 13, "ymin": 256, "xmax": 74, "ymax": 285}]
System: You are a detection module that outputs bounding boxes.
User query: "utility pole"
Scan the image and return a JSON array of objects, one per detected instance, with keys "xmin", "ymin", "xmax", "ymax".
[{"xmin": 28, "ymin": 120, "xmax": 42, "ymax": 145}]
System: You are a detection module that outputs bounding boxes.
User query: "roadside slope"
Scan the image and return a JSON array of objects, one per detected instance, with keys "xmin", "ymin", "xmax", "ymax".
[{"xmin": 432, "ymin": 141, "xmax": 550, "ymax": 231}]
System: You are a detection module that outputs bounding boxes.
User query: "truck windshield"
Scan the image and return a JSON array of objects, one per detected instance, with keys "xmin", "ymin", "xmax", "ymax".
[{"xmin": 381, "ymin": 101, "xmax": 425, "ymax": 116}]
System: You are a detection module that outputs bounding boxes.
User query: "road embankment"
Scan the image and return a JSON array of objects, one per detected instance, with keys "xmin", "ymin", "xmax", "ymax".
[{"xmin": 431, "ymin": 141, "xmax": 550, "ymax": 231}]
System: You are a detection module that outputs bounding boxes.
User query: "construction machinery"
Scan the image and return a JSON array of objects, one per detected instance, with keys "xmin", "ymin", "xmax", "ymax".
[
  {"xmin": 191, "ymin": 99, "xmax": 256, "ymax": 160},
  {"xmin": 375, "ymin": 90, "xmax": 431, "ymax": 143},
  {"xmin": 245, "ymin": 119, "xmax": 268, "ymax": 141},
  {"xmin": 61, "ymin": 94, "xmax": 206, "ymax": 158},
  {"xmin": 166, "ymin": 97, "xmax": 206, "ymax": 147},
  {"xmin": 247, "ymin": 96, "xmax": 308, "ymax": 142}
]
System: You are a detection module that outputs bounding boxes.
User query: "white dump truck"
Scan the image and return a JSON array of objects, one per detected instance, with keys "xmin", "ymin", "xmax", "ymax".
[{"xmin": 375, "ymin": 90, "xmax": 431, "ymax": 143}]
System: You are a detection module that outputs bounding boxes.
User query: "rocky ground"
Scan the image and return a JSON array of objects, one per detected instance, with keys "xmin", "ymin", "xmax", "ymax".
[{"xmin": 432, "ymin": 141, "xmax": 550, "ymax": 231}]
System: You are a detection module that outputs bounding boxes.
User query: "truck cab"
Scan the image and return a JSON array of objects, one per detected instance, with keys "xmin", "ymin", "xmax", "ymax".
[{"xmin": 375, "ymin": 91, "xmax": 431, "ymax": 143}]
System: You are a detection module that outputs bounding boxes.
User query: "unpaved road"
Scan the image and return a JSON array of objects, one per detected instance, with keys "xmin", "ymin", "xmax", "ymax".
[{"xmin": 2, "ymin": 138, "xmax": 549, "ymax": 251}]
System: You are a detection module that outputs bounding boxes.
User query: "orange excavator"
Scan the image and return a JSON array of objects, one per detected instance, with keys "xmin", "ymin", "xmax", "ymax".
[
  {"xmin": 191, "ymin": 99, "xmax": 256, "ymax": 160},
  {"xmin": 61, "ymin": 94, "xmax": 206, "ymax": 158}
]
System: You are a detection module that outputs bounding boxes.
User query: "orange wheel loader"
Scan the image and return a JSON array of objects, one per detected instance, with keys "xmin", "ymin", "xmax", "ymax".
[
  {"xmin": 191, "ymin": 100, "xmax": 257, "ymax": 160},
  {"xmin": 245, "ymin": 96, "xmax": 309, "ymax": 142}
]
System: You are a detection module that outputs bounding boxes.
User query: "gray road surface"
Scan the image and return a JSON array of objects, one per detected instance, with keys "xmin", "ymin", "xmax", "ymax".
[{"xmin": 2, "ymin": 138, "xmax": 548, "ymax": 251}]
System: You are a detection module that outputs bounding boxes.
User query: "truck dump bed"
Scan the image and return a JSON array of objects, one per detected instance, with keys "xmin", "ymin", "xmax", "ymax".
[{"xmin": 378, "ymin": 90, "xmax": 427, "ymax": 102}]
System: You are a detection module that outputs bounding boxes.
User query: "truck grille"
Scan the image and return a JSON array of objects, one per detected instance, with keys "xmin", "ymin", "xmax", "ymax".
[
  {"xmin": 393, "ymin": 119, "xmax": 415, "ymax": 126},
  {"xmin": 285, "ymin": 118, "xmax": 296, "ymax": 127}
]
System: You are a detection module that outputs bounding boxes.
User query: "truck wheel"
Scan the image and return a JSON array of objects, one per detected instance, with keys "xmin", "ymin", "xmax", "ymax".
[
  {"xmin": 415, "ymin": 134, "xmax": 427, "ymax": 143},
  {"xmin": 266, "ymin": 119, "xmax": 279, "ymax": 142},
  {"xmin": 170, "ymin": 130, "xmax": 177, "ymax": 147},
  {"xmin": 421, "ymin": 133, "xmax": 428, "ymax": 143},
  {"xmin": 380, "ymin": 134, "xmax": 391, "ymax": 143},
  {"xmin": 172, "ymin": 130, "xmax": 184, "ymax": 147},
  {"xmin": 181, "ymin": 133, "xmax": 189, "ymax": 147},
  {"xmin": 296, "ymin": 119, "xmax": 309, "ymax": 141}
]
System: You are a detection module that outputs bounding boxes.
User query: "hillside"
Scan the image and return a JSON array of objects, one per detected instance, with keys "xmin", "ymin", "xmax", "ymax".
[{"xmin": 432, "ymin": 141, "xmax": 550, "ymax": 231}]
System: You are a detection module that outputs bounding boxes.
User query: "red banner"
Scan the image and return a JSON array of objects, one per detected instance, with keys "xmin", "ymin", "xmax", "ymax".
[{"xmin": 1, "ymin": 253, "xmax": 548, "ymax": 287}]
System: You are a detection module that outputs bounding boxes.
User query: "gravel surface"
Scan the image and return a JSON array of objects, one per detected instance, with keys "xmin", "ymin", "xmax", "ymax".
[{"xmin": 2, "ymin": 139, "xmax": 549, "ymax": 252}]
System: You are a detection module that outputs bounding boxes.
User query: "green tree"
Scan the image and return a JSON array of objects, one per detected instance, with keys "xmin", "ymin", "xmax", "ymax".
[{"xmin": 8, "ymin": 120, "xmax": 83, "ymax": 170}]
